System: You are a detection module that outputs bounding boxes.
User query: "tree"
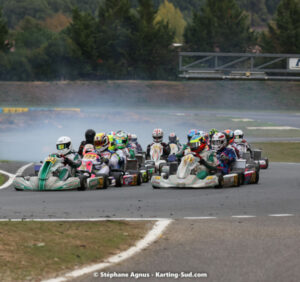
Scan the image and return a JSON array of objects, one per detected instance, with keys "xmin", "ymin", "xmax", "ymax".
[
  {"xmin": 155, "ymin": 0, "xmax": 186, "ymax": 43},
  {"xmin": 129, "ymin": 0, "xmax": 176, "ymax": 79},
  {"xmin": 14, "ymin": 16, "xmax": 54, "ymax": 50},
  {"xmin": 95, "ymin": 0, "xmax": 136, "ymax": 78},
  {"xmin": 0, "ymin": 7, "xmax": 8, "ymax": 51},
  {"xmin": 184, "ymin": 0, "xmax": 256, "ymax": 52},
  {"xmin": 67, "ymin": 7, "xmax": 98, "ymax": 76},
  {"xmin": 261, "ymin": 0, "xmax": 300, "ymax": 53}
]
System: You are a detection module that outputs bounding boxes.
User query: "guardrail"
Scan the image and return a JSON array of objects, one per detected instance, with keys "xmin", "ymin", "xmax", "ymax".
[{"xmin": 179, "ymin": 52, "xmax": 300, "ymax": 80}]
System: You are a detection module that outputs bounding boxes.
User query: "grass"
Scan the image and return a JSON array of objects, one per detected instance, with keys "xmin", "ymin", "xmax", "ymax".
[
  {"xmin": 0, "ymin": 174, "xmax": 8, "ymax": 186},
  {"xmin": 252, "ymin": 142, "xmax": 300, "ymax": 162},
  {"xmin": 0, "ymin": 221, "xmax": 151, "ymax": 281}
]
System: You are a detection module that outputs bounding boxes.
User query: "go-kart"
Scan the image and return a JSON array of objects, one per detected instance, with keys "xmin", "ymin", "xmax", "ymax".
[
  {"xmin": 14, "ymin": 154, "xmax": 81, "ymax": 191},
  {"xmin": 252, "ymin": 149, "xmax": 269, "ymax": 169},
  {"xmin": 151, "ymin": 153, "xmax": 240, "ymax": 189},
  {"xmin": 236, "ymin": 142, "xmax": 268, "ymax": 170},
  {"xmin": 230, "ymin": 158, "xmax": 259, "ymax": 185},
  {"xmin": 76, "ymin": 152, "xmax": 109, "ymax": 190},
  {"xmin": 109, "ymin": 158, "xmax": 143, "ymax": 187}
]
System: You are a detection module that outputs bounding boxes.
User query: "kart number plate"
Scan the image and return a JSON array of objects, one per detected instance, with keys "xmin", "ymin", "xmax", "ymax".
[
  {"xmin": 46, "ymin": 157, "xmax": 56, "ymax": 164},
  {"xmin": 155, "ymin": 176, "xmax": 161, "ymax": 180},
  {"xmin": 206, "ymin": 176, "xmax": 214, "ymax": 180}
]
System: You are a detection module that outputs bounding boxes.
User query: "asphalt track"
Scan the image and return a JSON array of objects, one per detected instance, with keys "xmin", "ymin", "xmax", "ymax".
[{"xmin": 1, "ymin": 161, "xmax": 300, "ymax": 282}]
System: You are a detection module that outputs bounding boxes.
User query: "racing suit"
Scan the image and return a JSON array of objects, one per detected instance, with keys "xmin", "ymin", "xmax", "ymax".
[
  {"xmin": 216, "ymin": 147, "xmax": 237, "ymax": 174},
  {"xmin": 228, "ymin": 142, "xmax": 240, "ymax": 159},
  {"xmin": 97, "ymin": 149, "xmax": 122, "ymax": 171},
  {"xmin": 58, "ymin": 150, "xmax": 81, "ymax": 180},
  {"xmin": 180, "ymin": 146, "xmax": 218, "ymax": 179},
  {"xmin": 128, "ymin": 141, "xmax": 143, "ymax": 154},
  {"xmin": 115, "ymin": 148, "xmax": 135, "ymax": 170},
  {"xmin": 146, "ymin": 142, "xmax": 170, "ymax": 160}
]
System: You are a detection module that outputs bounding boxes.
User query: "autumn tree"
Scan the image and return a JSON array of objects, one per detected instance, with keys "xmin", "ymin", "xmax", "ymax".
[{"xmin": 155, "ymin": 0, "xmax": 186, "ymax": 43}]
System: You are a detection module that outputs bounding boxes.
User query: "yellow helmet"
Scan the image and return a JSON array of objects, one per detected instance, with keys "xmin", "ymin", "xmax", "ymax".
[{"xmin": 94, "ymin": 133, "xmax": 109, "ymax": 152}]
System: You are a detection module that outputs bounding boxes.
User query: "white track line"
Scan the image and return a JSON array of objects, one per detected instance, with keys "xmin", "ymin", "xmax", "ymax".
[
  {"xmin": 269, "ymin": 214, "xmax": 294, "ymax": 217},
  {"xmin": 0, "ymin": 163, "xmax": 33, "ymax": 190},
  {"xmin": 0, "ymin": 170, "xmax": 15, "ymax": 189},
  {"xmin": 15, "ymin": 162, "xmax": 33, "ymax": 176},
  {"xmin": 232, "ymin": 215, "xmax": 256, "ymax": 218},
  {"xmin": 184, "ymin": 217, "xmax": 217, "ymax": 219},
  {"xmin": 42, "ymin": 218, "xmax": 173, "ymax": 282}
]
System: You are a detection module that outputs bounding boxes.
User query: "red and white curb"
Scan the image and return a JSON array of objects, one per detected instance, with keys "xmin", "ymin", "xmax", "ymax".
[
  {"xmin": 0, "ymin": 163, "xmax": 33, "ymax": 189},
  {"xmin": 37, "ymin": 218, "xmax": 173, "ymax": 282}
]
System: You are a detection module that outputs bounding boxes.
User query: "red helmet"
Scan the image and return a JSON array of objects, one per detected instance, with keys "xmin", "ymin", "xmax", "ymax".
[{"xmin": 224, "ymin": 129, "xmax": 234, "ymax": 144}]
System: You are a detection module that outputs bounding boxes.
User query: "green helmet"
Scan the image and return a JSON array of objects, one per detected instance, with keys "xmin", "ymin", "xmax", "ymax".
[
  {"xmin": 209, "ymin": 128, "xmax": 218, "ymax": 139},
  {"xmin": 115, "ymin": 130, "xmax": 128, "ymax": 149}
]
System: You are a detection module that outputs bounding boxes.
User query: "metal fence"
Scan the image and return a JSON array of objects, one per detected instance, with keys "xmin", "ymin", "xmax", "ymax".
[{"xmin": 179, "ymin": 52, "xmax": 300, "ymax": 80}]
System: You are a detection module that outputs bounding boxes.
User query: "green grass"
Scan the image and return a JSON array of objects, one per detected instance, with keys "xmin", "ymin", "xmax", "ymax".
[
  {"xmin": 0, "ymin": 221, "xmax": 151, "ymax": 281},
  {"xmin": 252, "ymin": 142, "xmax": 300, "ymax": 162},
  {"xmin": 0, "ymin": 174, "xmax": 7, "ymax": 186}
]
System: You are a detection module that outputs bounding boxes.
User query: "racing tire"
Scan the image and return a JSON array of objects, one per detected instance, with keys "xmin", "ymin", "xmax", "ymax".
[
  {"xmin": 78, "ymin": 176, "xmax": 87, "ymax": 191},
  {"xmin": 102, "ymin": 176, "xmax": 109, "ymax": 189},
  {"xmin": 215, "ymin": 175, "xmax": 224, "ymax": 189},
  {"xmin": 254, "ymin": 171, "xmax": 259, "ymax": 184},
  {"xmin": 152, "ymin": 185, "xmax": 160, "ymax": 189},
  {"xmin": 264, "ymin": 159, "xmax": 269, "ymax": 169},
  {"xmin": 137, "ymin": 173, "xmax": 143, "ymax": 186},
  {"xmin": 238, "ymin": 173, "xmax": 244, "ymax": 186},
  {"xmin": 114, "ymin": 173, "xmax": 123, "ymax": 187}
]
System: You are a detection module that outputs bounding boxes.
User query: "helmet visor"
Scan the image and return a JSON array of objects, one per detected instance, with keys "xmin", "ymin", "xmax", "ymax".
[
  {"xmin": 57, "ymin": 142, "xmax": 70, "ymax": 150},
  {"xmin": 190, "ymin": 141, "xmax": 200, "ymax": 150}
]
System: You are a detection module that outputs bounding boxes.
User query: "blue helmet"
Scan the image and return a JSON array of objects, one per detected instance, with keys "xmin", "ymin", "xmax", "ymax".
[{"xmin": 187, "ymin": 129, "xmax": 199, "ymax": 142}]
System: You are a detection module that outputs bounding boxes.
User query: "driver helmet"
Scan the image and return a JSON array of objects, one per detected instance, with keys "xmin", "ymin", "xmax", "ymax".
[
  {"xmin": 209, "ymin": 128, "xmax": 219, "ymax": 140},
  {"xmin": 115, "ymin": 130, "xmax": 128, "ymax": 149},
  {"xmin": 83, "ymin": 144, "xmax": 95, "ymax": 155},
  {"xmin": 152, "ymin": 128, "xmax": 163, "ymax": 143},
  {"xmin": 187, "ymin": 129, "xmax": 199, "ymax": 142},
  {"xmin": 211, "ymin": 132, "xmax": 227, "ymax": 152},
  {"xmin": 56, "ymin": 136, "xmax": 72, "ymax": 156},
  {"xmin": 85, "ymin": 129, "xmax": 96, "ymax": 144},
  {"xmin": 107, "ymin": 133, "xmax": 116, "ymax": 151},
  {"xmin": 234, "ymin": 129, "xmax": 244, "ymax": 142},
  {"xmin": 190, "ymin": 135, "xmax": 207, "ymax": 152},
  {"xmin": 94, "ymin": 133, "xmax": 109, "ymax": 152},
  {"xmin": 224, "ymin": 129, "xmax": 235, "ymax": 144},
  {"xmin": 169, "ymin": 132, "xmax": 177, "ymax": 143},
  {"xmin": 131, "ymin": 134, "xmax": 138, "ymax": 143}
]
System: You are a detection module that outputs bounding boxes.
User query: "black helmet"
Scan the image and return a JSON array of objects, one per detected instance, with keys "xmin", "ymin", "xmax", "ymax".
[{"xmin": 85, "ymin": 129, "xmax": 96, "ymax": 143}]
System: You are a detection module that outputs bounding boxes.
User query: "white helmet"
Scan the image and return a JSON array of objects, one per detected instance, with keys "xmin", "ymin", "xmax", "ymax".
[
  {"xmin": 56, "ymin": 136, "xmax": 72, "ymax": 155},
  {"xmin": 234, "ymin": 129, "xmax": 244, "ymax": 142},
  {"xmin": 131, "ymin": 134, "xmax": 137, "ymax": 143},
  {"xmin": 152, "ymin": 128, "xmax": 163, "ymax": 143},
  {"xmin": 211, "ymin": 132, "xmax": 227, "ymax": 151}
]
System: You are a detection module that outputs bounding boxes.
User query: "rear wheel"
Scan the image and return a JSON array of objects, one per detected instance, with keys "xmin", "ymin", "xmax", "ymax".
[
  {"xmin": 114, "ymin": 173, "xmax": 123, "ymax": 187},
  {"xmin": 137, "ymin": 173, "xmax": 143, "ymax": 186},
  {"xmin": 78, "ymin": 175, "xmax": 87, "ymax": 191},
  {"xmin": 102, "ymin": 176, "xmax": 109, "ymax": 189},
  {"xmin": 264, "ymin": 159, "xmax": 269, "ymax": 169},
  {"xmin": 215, "ymin": 174, "xmax": 224, "ymax": 189},
  {"xmin": 254, "ymin": 171, "xmax": 260, "ymax": 184},
  {"xmin": 238, "ymin": 173, "xmax": 244, "ymax": 186}
]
